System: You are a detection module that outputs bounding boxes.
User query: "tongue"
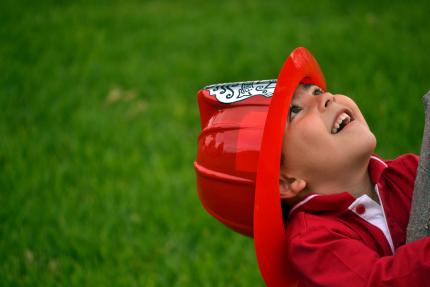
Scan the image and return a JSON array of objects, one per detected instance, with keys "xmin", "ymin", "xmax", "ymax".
[{"xmin": 338, "ymin": 121, "xmax": 347, "ymax": 132}]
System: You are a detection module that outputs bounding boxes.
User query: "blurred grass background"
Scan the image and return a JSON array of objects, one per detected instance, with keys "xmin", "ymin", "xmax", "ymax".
[{"xmin": 1, "ymin": 0, "xmax": 429, "ymax": 286}]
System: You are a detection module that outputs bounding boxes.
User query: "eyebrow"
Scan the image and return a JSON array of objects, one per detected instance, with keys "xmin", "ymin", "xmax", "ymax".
[{"xmin": 301, "ymin": 83, "xmax": 314, "ymax": 90}]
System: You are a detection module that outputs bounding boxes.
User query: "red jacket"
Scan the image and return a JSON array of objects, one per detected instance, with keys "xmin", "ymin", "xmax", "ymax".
[{"xmin": 286, "ymin": 154, "xmax": 430, "ymax": 287}]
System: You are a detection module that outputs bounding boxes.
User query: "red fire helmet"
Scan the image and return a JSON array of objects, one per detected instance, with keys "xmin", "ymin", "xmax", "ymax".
[{"xmin": 194, "ymin": 47, "xmax": 326, "ymax": 286}]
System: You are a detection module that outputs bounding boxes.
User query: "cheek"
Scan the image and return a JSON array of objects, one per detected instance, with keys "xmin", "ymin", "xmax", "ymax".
[
  {"xmin": 297, "ymin": 117, "xmax": 331, "ymax": 148},
  {"xmin": 348, "ymin": 125, "xmax": 377, "ymax": 150},
  {"xmin": 284, "ymin": 123, "xmax": 333, "ymax": 169}
]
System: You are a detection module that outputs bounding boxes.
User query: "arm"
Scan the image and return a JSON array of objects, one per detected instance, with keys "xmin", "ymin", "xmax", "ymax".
[
  {"xmin": 407, "ymin": 91, "xmax": 430, "ymax": 242},
  {"xmin": 289, "ymin": 227, "xmax": 430, "ymax": 287}
]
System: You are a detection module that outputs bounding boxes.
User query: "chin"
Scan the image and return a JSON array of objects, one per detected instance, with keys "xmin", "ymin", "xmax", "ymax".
[
  {"xmin": 342, "ymin": 126, "xmax": 376, "ymax": 162},
  {"xmin": 358, "ymin": 129, "xmax": 377, "ymax": 160}
]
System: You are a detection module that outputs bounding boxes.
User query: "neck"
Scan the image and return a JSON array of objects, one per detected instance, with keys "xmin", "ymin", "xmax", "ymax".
[
  {"xmin": 308, "ymin": 156, "xmax": 377, "ymax": 202},
  {"xmin": 342, "ymin": 167, "xmax": 376, "ymax": 201}
]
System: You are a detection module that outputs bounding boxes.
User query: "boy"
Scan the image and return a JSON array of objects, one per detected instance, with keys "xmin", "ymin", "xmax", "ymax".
[
  {"xmin": 194, "ymin": 47, "xmax": 430, "ymax": 286},
  {"xmin": 281, "ymin": 83, "xmax": 428, "ymax": 286}
]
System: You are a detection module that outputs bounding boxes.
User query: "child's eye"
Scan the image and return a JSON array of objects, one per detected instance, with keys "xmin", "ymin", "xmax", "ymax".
[
  {"xmin": 313, "ymin": 87, "xmax": 324, "ymax": 96},
  {"xmin": 289, "ymin": 105, "xmax": 302, "ymax": 122}
]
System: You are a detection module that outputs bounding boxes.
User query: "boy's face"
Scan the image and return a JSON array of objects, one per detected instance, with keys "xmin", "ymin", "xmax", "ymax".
[{"xmin": 281, "ymin": 84, "xmax": 376, "ymax": 192}]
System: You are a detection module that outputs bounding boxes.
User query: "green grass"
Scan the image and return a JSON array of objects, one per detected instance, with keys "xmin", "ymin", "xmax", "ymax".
[{"xmin": 1, "ymin": 0, "xmax": 430, "ymax": 286}]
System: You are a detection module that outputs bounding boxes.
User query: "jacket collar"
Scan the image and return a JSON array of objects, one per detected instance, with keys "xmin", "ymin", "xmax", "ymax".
[{"xmin": 368, "ymin": 155, "xmax": 388, "ymax": 184}]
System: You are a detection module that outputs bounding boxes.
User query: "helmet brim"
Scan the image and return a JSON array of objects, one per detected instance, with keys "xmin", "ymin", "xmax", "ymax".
[{"xmin": 254, "ymin": 47, "xmax": 326, "ymax": 286}]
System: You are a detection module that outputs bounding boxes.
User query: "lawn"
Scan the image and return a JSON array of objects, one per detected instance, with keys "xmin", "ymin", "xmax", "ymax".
[{"xmin": 1, "ymin": 0, "xmax": 429, "ymax": 286}]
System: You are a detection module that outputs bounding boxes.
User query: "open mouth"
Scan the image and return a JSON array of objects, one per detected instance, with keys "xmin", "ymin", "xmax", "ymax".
[{"xmin": 331, "ymin": 111, "xmax": 354, "ymax": 134}]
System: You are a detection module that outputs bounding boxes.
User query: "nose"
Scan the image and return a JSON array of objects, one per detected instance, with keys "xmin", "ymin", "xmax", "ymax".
[{"xmin": 318, "ymin": 92, "xmax": 335, "ymax": 111}]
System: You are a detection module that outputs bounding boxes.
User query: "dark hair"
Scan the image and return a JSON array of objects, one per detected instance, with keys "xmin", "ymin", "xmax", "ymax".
[
  {"xmin": 280, "ymin": 154, "xmax": 292, "ymax": 220},
  {"xmin": 281, "ymin": 200, "xmax": 292, "ymax": 221}
]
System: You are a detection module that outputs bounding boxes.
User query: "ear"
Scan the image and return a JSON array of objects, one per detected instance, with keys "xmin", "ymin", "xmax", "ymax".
[{"xmin": 279, "ymin": 174, "xmax": 307, "ymax": 199}]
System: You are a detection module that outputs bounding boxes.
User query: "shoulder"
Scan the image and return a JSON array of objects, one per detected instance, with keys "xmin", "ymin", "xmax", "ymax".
[
  {"xmin": 370, "ymin": 153, "xmax": 418, "ymax": 183},
  {"xmin": 371, "ymin": 153, "xmax": 419, "ymax": 201},
  {"xmin": 286, "ymin": 211, "xmax": 359, "ymax": 241},
  {"xmin": 383, "ymin": 153, "xmax": 419, "ymax": 182},
  {"xmin": 385, "ymin": 153, "xmax": 419, "ymax": 170}
]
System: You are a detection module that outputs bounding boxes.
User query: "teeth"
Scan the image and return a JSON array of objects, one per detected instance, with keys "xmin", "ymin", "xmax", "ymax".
[{"xmin": 331, "ymin": 112, "xmax": 351, "ymax": 134}]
